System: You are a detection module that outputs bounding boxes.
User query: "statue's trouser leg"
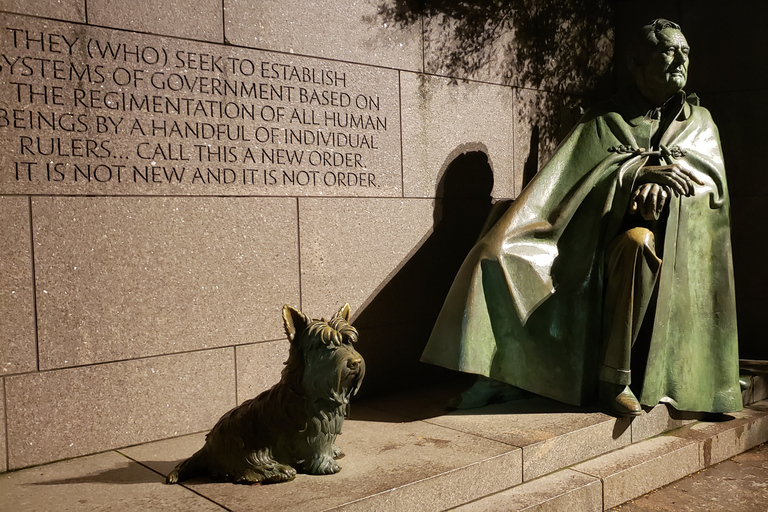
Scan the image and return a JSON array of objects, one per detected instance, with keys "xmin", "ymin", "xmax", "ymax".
[{"xmin": 599, "ymin": 227, "xmax": 662, "ymax": 386}]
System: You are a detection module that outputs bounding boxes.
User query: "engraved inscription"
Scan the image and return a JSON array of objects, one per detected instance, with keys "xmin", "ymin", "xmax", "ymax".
[{"xmin": 0, "ymin": 14, "xmax": 401, "ymax": 196}]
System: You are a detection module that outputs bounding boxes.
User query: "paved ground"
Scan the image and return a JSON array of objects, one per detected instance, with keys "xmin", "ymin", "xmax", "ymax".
[
  {"xmin": 611, "ymin": 443, "xmax": 768, "ymax": 511},
  {"xmin": 2, "ymin": 368, "xmax": 766, "ymax": 512}
]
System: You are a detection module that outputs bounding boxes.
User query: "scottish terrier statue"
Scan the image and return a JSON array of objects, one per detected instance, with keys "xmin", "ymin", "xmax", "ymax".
[{"xmin": 166, "ymin": 303, "xmax": 365, "ymax": 484}]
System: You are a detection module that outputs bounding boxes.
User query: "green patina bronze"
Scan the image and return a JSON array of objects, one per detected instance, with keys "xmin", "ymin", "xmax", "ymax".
[
  {"xmin": 167, "ymin": 304, "xmax": 365, "ymax": 484},
  {"xmin": 422, "ymin": 19, "xmax": 742, "ymax": 415}
]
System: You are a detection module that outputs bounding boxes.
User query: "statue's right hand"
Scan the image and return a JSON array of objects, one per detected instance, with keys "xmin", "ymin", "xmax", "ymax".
[
  {"xmin": 629, "ymin": 183, "xmax": 668, "ymax": 221},
  {"xmin": 635, "ymin": 164, "xmax": 703, "ymax": 197}
]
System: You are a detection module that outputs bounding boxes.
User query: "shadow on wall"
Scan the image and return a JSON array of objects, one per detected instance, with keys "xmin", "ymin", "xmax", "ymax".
[
  {"xmin": 376, "ymin": 0, "xmax": 615, "ymax": 147},
  {"xmin": 351, "ymin": 1, "xmax": 617, "ymax": 397},
  {"xmin": 352, "ymin": 150, "xmax": 494, "ymax": 397}
]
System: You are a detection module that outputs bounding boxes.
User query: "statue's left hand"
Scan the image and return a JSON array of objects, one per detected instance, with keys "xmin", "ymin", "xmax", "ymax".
[
  {"xmin": 634, "ymin": 163, "xmax": 703, "ymax": 197},
  {"xmin": 629, "ymin": 183, "xmax": 669, "ymax": 221}
]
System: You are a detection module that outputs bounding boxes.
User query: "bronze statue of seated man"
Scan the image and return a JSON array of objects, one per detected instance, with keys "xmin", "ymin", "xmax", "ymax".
[{"xmin": 422, "ymin": 19, "xmax": 742, "ymax": 417}]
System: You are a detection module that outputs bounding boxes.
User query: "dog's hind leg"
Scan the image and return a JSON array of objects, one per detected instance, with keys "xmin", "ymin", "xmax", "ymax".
[{"xmin": 166, "ymin": 448, "xmax": 209, "ymax": 484}]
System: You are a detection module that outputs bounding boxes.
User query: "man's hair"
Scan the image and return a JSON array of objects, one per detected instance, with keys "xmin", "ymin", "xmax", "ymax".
[{"xmin": 628, "ymin": 18, "xmax": 683, "ymax": 66}]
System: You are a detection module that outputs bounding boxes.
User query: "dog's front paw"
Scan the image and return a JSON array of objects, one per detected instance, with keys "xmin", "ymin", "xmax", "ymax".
[
  {"xmin": 262, "ymin": 464, "xmax": 298, "ymax": 484},
  {"xmin": 233, "ymin": 464, "xmax": 297, "ymax": 484},
  {"xmin": 307, "ymin": 456, "xmax": 341, "ymax": 475},
  {"xmin": 332, "ymin": 445, "xmax": 345, "ymax": 459},
  {"xmin": 317, "ymin": 460, "xmax": 341, "ymax": 475}
]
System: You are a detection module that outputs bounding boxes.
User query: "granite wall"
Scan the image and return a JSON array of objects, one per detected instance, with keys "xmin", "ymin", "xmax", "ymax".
[{"xmin": 1, "ymin": 0, "xmax": 763, "ymax": 473}]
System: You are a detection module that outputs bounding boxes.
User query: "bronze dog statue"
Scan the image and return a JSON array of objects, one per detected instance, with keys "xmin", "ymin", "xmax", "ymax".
[{"xmin": 166, "ymin": 303, "xmax": 365, "ymax": 484}]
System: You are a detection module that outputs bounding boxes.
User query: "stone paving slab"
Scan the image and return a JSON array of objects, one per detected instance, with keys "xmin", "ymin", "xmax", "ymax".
[
  {"xmin": 453, "ymin": 468, "xmax": 602, "ymax": 512},
  {"xmin": 573, "ymin": 435, "xmax": 702, "ymax": 510},
  {"xmin": 668, "ymin": 400, "xmax": 768, "ymax": 466},
  {"xmin": 431, "ymin": 400, "xmax": 632, "ymax": 482},
  {"xmin": 629, "ymin": 403, "xmax": 701, "ymax": 443},
  {"xmin": 609, "ymin": 443, "xmax": 768, "ymax": 511},
  {"xmin": 362, "ymin": 386, "xmax": 632, "ymax": 481},
  {"xmin": 119, "ymin": 410, "xmax": 522, "ymax": 512},
  {"xmin": 0, "ymin": 450, "xmax": 225, "ymax": 512},
  {"xmin": 441, "ymin": 400, "xmax": 768, "ymax": 511},
  {"xmin": 1, "ymin": 363, "xmax": 766, "ymax": 512}
]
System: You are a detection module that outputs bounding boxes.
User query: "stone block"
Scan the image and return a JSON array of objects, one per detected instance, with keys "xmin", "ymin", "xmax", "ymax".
[
  {"xmin": 630, "ymin": 403, "xmax": 699, "ymax": 443},
  {"xmin": 235, "ymin": 340, "xmax": 289, "ymax": 405},
  {"xmin": 337, "ymin": 446, "xmax": 521, "ymax": 512},
  {"xmin": 400, "ymin": 72, "xmax": 515, "ymax": 199},
  {"xmin": 5, "ymin": 348, "xmax": 235, "ymax": 469},
  {"xmin": 121, "ymin": 417, "xmax": 522, "ymax": 511},
  {"xmin": 352, "ymin": 321, "xmax": 456, "ymax": 397},
  {"xmin": 573, "ymin": 435, "xmax": 701, "ymax": 510},
  {"xmin": 744, "ymin": 374, "xmax": 768, "ymax": 406},
  {"xmin": 741, "ymin": 360, "xmax": 768, "ymax": 404},
  {"xmin": 32, "ymin": 196, "xmax": 299, "ymax": 369},
  {"xmin": 0, "ymin": 450, "xmax": 223, "ymax": 510},
  {"xmin": 224, "ymin": 0, "xmax": 422, "ymax": 71},
  {"xmin": 424, "ymin": 397, "xmax": 631, "ymax": 481},
  {"xmin": 0, "ymin": 13, "xmax": 402, "ymax": 198},
  {"xmin": 88, "ymin": 0, "xmax": 223, "ymax": 42},
  {"xmin": 423, "ymin": 11, "xmax": 517, "ymax": 85},
  {"xmin": 298, "ymin": 197, "xmax": 435, "ymax": 317},
  {"xmin": 422, "ymin": 3, "xmax": 613, "ymax": 95},
  {"xmin": 354, "ymin": 377, "xmax": 479, "ymax": 421},
  {"xmin": 1, "ymin": 379, "xmax": 6, "ymax": 473},
  {"xmin": 537, "ymin": 14, "xmax": 614, "ymax": 96},
  {"xmin": 453, "ymin": 468, "xmax": 602, "ymax": 512},
  {"xmin": 0, "ymin": 196, "xmax": 36, "ymax": 375},
  {"xmin": 118, "ymin": 431, "xmax": 207, "ymax": 478},
  {"xmin": 668, "ymin": 401, "xmax": 768, "ymax": 467},
  {"xmin": 513, "ymin": 89, "xmax": 582, "ymax": 195},
  {"xmin": 0, "ymin": 0, "xmax": 85, "ymax": 22}
]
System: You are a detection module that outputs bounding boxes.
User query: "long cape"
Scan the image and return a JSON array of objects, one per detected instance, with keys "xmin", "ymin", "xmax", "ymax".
[{"xmin": 421, "ymin": 90, "xmax": 742, "ymax": 412}]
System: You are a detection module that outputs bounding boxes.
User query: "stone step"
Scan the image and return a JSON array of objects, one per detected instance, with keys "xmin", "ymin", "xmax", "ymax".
[
  {"xmin": 447, "ymin": 359, "xmax": 768, "ymax": 511},
  {"xmin": 116, "ymin": 362, "xmax": 768, "ymax": 511},
  {"xmin": 3, "ymin": 361, "xmax": 766, "ymax": 511},
  {"xmin": 454, "ymin": 401, "xmax": 768, "ymax": 511}
]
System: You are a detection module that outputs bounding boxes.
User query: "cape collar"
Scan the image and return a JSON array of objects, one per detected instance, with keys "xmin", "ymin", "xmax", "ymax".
[{"xmin": 612, "ymin": 86, "xmax": 693, "ymax": 127}]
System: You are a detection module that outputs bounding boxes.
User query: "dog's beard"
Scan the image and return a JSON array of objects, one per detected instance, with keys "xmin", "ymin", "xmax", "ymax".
[
  {"xmin": 333, "ymin": 365, "xmax": 365, "ymax": 403},
  {"xmin": 301, "ymin": 352, "xmax": 363, "ymax": 405}
]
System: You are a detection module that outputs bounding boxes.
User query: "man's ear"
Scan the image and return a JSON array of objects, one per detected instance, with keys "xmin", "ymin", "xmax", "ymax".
[
  {"xmin": 332, "ymin": 303, "xmax": 351, "ymax": 322},
  {"xmin": 283, "ymin": 305, "xmax": 309, "ymax": 342}
]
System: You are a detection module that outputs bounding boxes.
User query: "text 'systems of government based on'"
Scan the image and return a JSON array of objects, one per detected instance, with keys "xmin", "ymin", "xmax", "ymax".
[{"xmin": 0, "ymin": 19, "xmax": 398, "ymax": 194}]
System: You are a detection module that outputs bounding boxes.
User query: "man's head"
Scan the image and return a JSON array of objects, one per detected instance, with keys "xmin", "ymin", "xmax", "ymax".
[{"xmin": 627, "ymin": 19, "xmax": 690, "ymax": 106}]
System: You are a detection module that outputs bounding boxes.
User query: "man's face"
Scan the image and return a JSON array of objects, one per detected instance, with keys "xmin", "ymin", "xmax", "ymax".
[{"xmin": 635, "ymin": 28, "xmax": 690, "ymax": 104}]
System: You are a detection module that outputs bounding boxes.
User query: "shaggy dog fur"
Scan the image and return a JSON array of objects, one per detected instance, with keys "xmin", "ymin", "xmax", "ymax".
[{"xmin": 166, "ymin": 303, "xmax": 365, "ymax": 484}]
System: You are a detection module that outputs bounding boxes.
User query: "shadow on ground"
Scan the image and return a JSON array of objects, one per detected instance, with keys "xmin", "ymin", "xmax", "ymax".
[{"xmin": 30, "ymin": 462, "xmax": 169, "ymax": 486}]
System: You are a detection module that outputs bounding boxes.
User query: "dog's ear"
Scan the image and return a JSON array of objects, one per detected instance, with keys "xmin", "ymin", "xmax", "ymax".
[
  {"xmin": 332, "ymin": 303, "xmax": 352, "ymax": 322},
  {"xmin": 282, "ymin": 305, "xmax": 309, "ymax": 342}
]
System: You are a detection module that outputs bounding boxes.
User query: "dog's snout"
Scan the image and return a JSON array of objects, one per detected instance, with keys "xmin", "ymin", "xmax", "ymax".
[{"xmin": 347, "ymin": 357, "xmax": 362, "ymax": 370}]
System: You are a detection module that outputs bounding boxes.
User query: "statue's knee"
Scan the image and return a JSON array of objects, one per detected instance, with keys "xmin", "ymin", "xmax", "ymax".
[
  {"xmin": 623, "ymin": 227, "xmax": 655, "ymax": 251},
  {"xmin": 609, "ymin": 227, "xmax": 661, "ymax": 272}
]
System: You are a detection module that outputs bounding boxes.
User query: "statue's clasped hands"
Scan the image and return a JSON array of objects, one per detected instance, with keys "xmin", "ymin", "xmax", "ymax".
[{"xmin": 629, "ymin": 163, "xmax": 704, "ymax": 220}]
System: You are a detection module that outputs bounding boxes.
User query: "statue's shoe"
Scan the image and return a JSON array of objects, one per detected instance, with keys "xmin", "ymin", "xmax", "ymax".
[
  {"xmin": 600, "ymin": 382, "xmax": 642, "ymax": 417},
  {"xmin": 448, "ymin": 377, "xmax": 529, "ymax": 410}
]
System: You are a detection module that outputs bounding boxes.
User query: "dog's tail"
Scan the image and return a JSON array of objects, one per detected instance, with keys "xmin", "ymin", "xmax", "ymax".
[{"xmin": 166, "ymin": 448, "xmax": 209, "ymax": 484}]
